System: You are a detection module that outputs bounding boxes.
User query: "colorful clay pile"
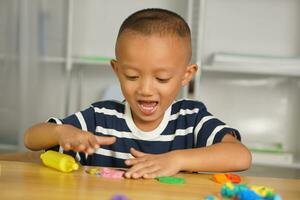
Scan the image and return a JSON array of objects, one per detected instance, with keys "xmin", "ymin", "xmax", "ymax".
[{"xmin": 204, "ymin": 181, "xmax": 282, "ymax": 200}]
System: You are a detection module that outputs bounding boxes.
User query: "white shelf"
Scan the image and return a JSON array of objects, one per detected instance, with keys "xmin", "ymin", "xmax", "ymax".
[
  {"xmin": 72, "ymin": 57, "xmax": 111, "ymax": 66},
  {"xmin": 0, "ymin": 144, "xmax": 18, "ymax": 151},
  {"xmin": 253, "ymin": 160, "xmax": 300, "ymax": 169},
  {"xmin": 203, "ymin": 64, "xmax": 300, "ymax": 77},
  {"xmin": 39, "ymin": 56, "xmax": 111, "ymax": 66},
  {"xmin": 0, "ymin": 54, "xmax": 19, "ymax": 62},
  {"xmin": 251, "ymin": 151, "xmax": 300, "ymax": 169},
  {"xmin": 40, "ymin": 56, "xmax": 66, "ymax": 63},
  {"xmin": 203, "ymin": 53, "xmax": 300, "ymax": 77}
]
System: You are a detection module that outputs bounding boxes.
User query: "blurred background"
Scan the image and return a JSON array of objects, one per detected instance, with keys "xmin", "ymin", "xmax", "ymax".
[{"xmin": 0, "ymin": 0, "xmax": 299, "ymax": 178}]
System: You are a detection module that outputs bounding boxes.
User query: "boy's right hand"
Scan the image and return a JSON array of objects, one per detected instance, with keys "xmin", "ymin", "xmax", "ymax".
[{"xmin": 56, "ymin": 124, "xmax": 116, "ymax": 154}]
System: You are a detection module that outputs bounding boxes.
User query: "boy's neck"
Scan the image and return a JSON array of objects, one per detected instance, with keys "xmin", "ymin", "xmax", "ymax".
[
  {"xmin": 124, "ymin": 101, "xmax": 171, "ymax": 134},
  {"xmin": 132, "ymin": 116, "xmax": 163, "ymax": 132}
]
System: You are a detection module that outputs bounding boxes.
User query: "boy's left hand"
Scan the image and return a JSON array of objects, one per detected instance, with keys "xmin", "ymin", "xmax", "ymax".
[{"xmin": 124, "ymin": 148, "xmax": 182, "ymax": 179}]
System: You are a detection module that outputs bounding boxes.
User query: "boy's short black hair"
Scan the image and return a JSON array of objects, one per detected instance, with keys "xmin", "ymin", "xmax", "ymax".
[{"xmin": 117, "ymin": 8, "xmax": 191, "ymax": 39}]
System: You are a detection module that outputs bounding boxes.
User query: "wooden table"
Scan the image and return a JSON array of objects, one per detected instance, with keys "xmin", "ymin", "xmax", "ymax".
[{"xmin": 0, "ymin": 161, "xmax": 299, "ymax": 200}]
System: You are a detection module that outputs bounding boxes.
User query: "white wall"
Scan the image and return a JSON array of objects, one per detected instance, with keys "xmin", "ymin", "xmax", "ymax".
[
  {"xmin": 203, "ymin": 0, "xmax": 300, "ymax": 62},
  {"xmin": 198, "ymin": 72, "xmax": 300, "ymax": 153},
  {"xmin": 72, "ymin": 0, "xmax": 188, "ymax": 58}
]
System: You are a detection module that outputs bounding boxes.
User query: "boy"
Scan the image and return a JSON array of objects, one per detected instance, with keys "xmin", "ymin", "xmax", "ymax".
[{"xmin": 24, "ymin": 8, "xmax": 251, "ymax": 179}]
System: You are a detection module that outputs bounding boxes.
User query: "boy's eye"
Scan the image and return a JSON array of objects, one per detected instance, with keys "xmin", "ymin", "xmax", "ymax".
[
  {"xmin": 125, "ymin": 75, "xmax": 138, "ymax": 80},
  {"xmin": 156, "ymin": 77, "xmax": 170, "ymax": 83}
]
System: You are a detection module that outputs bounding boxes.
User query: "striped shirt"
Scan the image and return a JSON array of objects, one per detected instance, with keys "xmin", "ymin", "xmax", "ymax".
[{"xmin": 48, "ymin": 99, "xmax": 240, "ymax": 168}]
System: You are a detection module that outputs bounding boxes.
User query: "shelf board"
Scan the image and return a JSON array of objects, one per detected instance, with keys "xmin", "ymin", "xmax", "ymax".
[
  {"xmin": 40, "ymin": 56, "xmax": 66, "ymax": 63},
  {"xmin": 0, "ymin": 144, "xmax": 18, "ymax": 152},
  {"xmin": 0, "ymin": 54, "xmax": 19, "ymax": 62},
  {"xmin": 72, "ymin": 57, "xmax": 111, "ymax": 66},
  {"xmin": 251, "ymin": 151, "xmax": 300, "ymax": 169},
  {"xmin": 203, "ymin": 64, "xmax": 300, "ymax": 77},
  {"xmin": 19, "ymin": 55, "xmax": 300, "ymax": 75},
  {"xmin": 203, "ymin": 53, "xmax": 300, "ymax": 77},
  {"xmin": 39, "ymin": 56, "xmax": 111, "ymax": 66},
  {"xmin": 252, "ymin": 160, "xmax": 300, "ymax": 169}
]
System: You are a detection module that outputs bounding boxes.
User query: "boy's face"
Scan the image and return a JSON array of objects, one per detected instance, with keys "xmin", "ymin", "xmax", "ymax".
[{"xmin": 111, "ymin": 33, "xmax": 197, "ymax": 131}]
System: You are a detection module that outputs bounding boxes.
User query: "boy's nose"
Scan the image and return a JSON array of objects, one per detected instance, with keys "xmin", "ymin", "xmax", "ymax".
[{"xmin": 138, "ymin": 78, "xmax": 154, "ymax": 96}]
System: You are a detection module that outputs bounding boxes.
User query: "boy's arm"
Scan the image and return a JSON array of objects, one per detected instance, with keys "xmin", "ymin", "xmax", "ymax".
[
  {"xmin": 24, "ymin": 122, "xmax": 116, "ymax": 154},
  {"xmin": 175, "ymin": 134, "xmax": 251, "ymax": 172},
  {"xmin": 24, "ymin": 123, "xmax": 62, "ymax": 151},
  {"xmin": 124, "ymin": 134, "xmax": 251, "ymax": 179}
]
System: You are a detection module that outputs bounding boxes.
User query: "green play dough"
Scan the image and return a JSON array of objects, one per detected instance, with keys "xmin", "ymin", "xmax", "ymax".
[{"xmin": 155, "ymin": 176, "xmax": 186, "ymax": 184}]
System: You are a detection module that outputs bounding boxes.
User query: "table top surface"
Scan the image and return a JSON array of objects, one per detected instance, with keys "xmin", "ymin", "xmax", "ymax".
[{"xmin": 0, "ymin": 161, "xmax": 300, "ymax": 200}]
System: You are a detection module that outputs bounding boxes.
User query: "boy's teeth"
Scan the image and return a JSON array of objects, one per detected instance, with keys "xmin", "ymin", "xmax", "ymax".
[
  {"xmin": 141, "ymin": 102, "xmax": 156, "ymax": 108},
  {"xmin": 139, "ymin": 101, "xmax": 158, "ymax": 114}
]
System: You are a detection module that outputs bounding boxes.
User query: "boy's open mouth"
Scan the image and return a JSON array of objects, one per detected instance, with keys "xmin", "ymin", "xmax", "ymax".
[{"xmin": 138, "ymin": 100, "xmax": 158, "ymax": 115}]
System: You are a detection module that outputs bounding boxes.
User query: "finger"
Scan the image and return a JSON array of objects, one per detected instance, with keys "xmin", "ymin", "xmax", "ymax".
[
  {"xmin": 95, "ymin": 136, "xmax": 116, "ymax": 145},
  {"xmin": 143, "ymin": 169, "xmax": 161, "ymax": 179},
  {"xmin": 131, "ymin": 172, "xmax": 143, "ymax": 179},
  {"xmin": 73, "ymin": 144, "xmax": 86, "ymax": 152},
  {"xmin": 146, "ymin": 169, "xmax": 177, "ymax": 179},
  {"xmin": 125, "ymin": 158, "xmax": 135, "ymax": 166},
  {"xmin": 134, "ymin": 165, "xmax": 160, "ymax": 179},
  {"xmin": 86, "ymin": 147, "xmax": 95, "ymax": 155},
  {"xmin": 130, "ymin": 148, "xmax": 147, "ymax": 158},
  {"xmin": 143, "ymin": 168, "xmax": 167, "ymax": 179},
  {"xmin": 125, "ymin": 161, "xmax": 153, "ymax": 178},
  {"xmin": 131, "ymin": 165, "xmax": 160, "ymax": 179},
  {"xmin": 143, "ymin": 173, "xmax": 157, "ymax": 179},
  {"xmin": 88, "ymin": 135, "xmax": 99, "ymax": 149},
  {"xmin": 125, "ymin": 157, "xmax": 147, "ymax": 166},
  {"xmin": 62, "ymin": 143, "xmax": 71, "ymax": 150}
]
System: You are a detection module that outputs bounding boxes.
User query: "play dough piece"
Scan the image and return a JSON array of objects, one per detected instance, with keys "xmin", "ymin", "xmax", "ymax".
[{"xmin": 156, "ymin": 176, "xmax": 186, "ymax": 184}]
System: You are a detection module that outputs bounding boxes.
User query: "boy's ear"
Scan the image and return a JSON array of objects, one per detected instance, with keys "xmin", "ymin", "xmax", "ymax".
[
  {"xmin": 110, "ymin": 59, "xmax": 118, "ymax": 73},
  {"xmin": 181, "ymin": 64, "xmax": 198, "ymax": 86}
]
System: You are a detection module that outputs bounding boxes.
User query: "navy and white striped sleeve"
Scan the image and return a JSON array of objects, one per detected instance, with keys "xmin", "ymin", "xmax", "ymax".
[
  {"xmin": 46, "ymin": 106, "xmax": 96, "ymax": 164},
  {"xmin": 48, "ymin": 106, "xmax": 96, "ymax": 132},
  {"xmin": 193, "ymin": 105, "xmax": 241, "ymax": 148}
]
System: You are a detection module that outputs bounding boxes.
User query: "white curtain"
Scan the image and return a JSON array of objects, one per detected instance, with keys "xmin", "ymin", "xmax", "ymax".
[{"xmin": 0, "ymin": 0, "xmax": 68, "ymax": 151}]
